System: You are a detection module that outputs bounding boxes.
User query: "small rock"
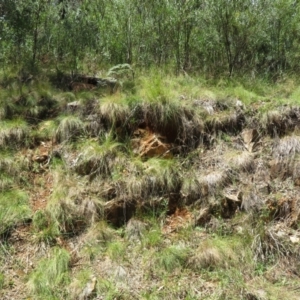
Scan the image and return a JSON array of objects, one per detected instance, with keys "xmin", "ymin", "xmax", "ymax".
[
  {"xmin": 114, "ymin": 266, "xmax": 127, "ymax": 281},
  {"xmin": 78, "ymin": 275, "xmax": 97, "ymax": 300},
  {"xmin": 236, "ymin": 99, "xmax": 244, "ymax": 110},
  {"xmin": 290, "ymin": 236, "xmax": 300, "ymax": 243}
]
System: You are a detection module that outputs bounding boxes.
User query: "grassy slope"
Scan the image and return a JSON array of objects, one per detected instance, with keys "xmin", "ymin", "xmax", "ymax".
[{"xmin": 0, "ymin": 70, "xmax": 300, "ymax": 299}]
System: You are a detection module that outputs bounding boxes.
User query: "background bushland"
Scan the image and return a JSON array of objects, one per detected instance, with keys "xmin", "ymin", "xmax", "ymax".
[{"xmin": 1, "ymin": 0, "xmax": 300, "ymax": 77}]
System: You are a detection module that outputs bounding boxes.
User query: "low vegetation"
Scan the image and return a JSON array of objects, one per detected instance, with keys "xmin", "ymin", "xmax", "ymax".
[{"xmin": 1, "ymin": 69, "xmax": 300, "ymax": 300}]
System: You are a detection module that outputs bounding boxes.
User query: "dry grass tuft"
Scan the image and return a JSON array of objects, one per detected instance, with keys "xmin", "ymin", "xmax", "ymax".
[
  {"xmin": 205, "ymin": 111, "xmax": 244, "ymax": 134},
  {"xmin": 199, "ymin": 170, "xmax": 231, "ymax": 195},
  {"xmin": 46, "ymin": 169, "xmax": 104, "ymax": 235},
  {"xmin": 261, "ymin": 107, "xmax": 299, "ymax": 136},
  {"xmin": 187, "ymin": 236, "xmax": 242, "ymax": 271},
  {"xmin": 272, "ymin": 135, "xmax": 300, "ymax": 160},
  {"xmin": 188, "ymin": 245, "xmax": 222, "ymax": 270},
  {"xmin": 225, "ymin": 151, "xmax": 255, "ymax": 173},
  {"xmin": 252, "ymin": 226, "xmax": 298, "ymax": 263},
  {"xmin": 241, "ymin": 187, "xmax": 264, "ymax": 212}
]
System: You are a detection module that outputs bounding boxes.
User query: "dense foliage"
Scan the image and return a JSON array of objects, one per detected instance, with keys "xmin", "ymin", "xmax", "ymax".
[{"xmin": 1, "ymin": 0, "xmax": 300, "ymax": 76}]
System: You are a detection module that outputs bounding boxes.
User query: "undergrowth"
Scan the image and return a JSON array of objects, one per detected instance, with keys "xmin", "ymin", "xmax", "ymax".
[{"xmin": 1, "ymin": 70, "xmax": 300, "ymax": 299}]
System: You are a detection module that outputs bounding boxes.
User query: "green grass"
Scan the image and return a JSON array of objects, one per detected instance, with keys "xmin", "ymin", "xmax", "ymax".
[
  {"xmin": 27, "ymin": 247, "xmax": 70, "ymax": 299},
  {"xmin": 55, "ymin": 115, "xmax": 85, "ymax": 143},
  {"xmin": 141, "ymin": 224, "xmax": 163, "ymax": 249},
  {"xmin": 0, "ymin": 119, "xmax": 29, "ymax": 149},
  {"xmin": 74, "ymin": 136, "xmax": 126, "ymax": 178},
  {"xmin": 0, "ymin": 190, "xmax": 31, "ymax": 235},
  {"xmin": 99, "ymin": 93, "xmax": 131, "ymax": 126},
  {"xmin": 31, "ymin": 210, "xmax": 60, "ymax": 244},
  {"xmin": 155, "ymin": 245, "xmax": 189, "ymax": 273},
  {"xmin": 106, "ymin": 240, "xmax": 127, "ymax": 262},
  {"xmin": 1, "ymin": 70, "xmax": 300, "ymax": 299}
]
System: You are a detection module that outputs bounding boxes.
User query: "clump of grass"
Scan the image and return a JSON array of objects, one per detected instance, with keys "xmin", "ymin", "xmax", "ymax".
[
  {"xmin": 27, "ymin": 247, "xmax": 70, "ymax": 299},
  {"xmin": 99, "ymin": 94, "xmax": 130, "ymax": 128},
  {"xmin": 225, "ymin": 151, "xmax": 254, "ymax": 173},
  {"xmin": 141, "ymin": 221, "xmax": 163, "ymax": 248},
  {"xmin": 106, "ymin": 240, "xmax": 127, "ymax": 262},
  {"xmin": 0, "ymin": 190, "xmax": 31, "ymax": 235},
  {"xmin": 55, "ymin": 115, "xmax": 85, "ymax": 143},
  {"xmin": 0, "ymin": 151, "xmax": 25, "ymax": 191},
  {"xmin": 31, "ymin": 210, "xmax": 60, "ymax": 244},
  {"xmin": 260, "ymin": 106, "xmax": 297, "ymax": 136},
  {"xmin": 32, "ymin": 120, "xmax": 57, "ymax": 142},
  {"xmin": 74, "ymin": 137, "xmax": 125, "ymax": 178},
  {"xmin": 188, "ymin": 236, "xmax": 252, "ymax": 273},
  {"xmin": 45, "ymin": 164, "xmax": 105, "ymax": 235},
  {"xmin": 0, "ymin": 119, "xmax": 29, "ymax": 149},
  {"xmin": 134, "ymin": 73, "xmax": 204, "ymax": 147},
  {"xmin": 155, "ymin": 245, "xmax": 189, "ymax": 272}
]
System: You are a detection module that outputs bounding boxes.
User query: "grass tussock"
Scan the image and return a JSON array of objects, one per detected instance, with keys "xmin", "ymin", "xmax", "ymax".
[
  {"xmin": 272, "ymin": 135, "xmax": 300, "ymax": 160},
  {"xmin": 261, "ymin": 107, "xmax": 298, "ymax": 136},
  {"xmin": 27, "ymin": 247, "xmax": 70, "ymax": 299},
  {"xmin": 188, "ymin": 236, "xmax": 251, "ymax": 272},
  {"xmin": 0, "ymin": 151, "xmax": 27, "ymax": 190},
  {"xmin": 155, "ymin": 245, "xmax": 189, "ymax": 273},
  {"xmin": 55, "ymin": 115, "xmax": 85, "ymax": 143},
  {"xmin": 225, "ymin": 151, "xmax": 254, "ymax": 173},
  {"xmin": 74, "ymin": 138, "xmax": 125, "ymax": 178},
  {"xmin": 0, "ymin": 190, "xmax": 31, "ymax": 235},
  {"xmin": 99, "ymin": 94, "xmax": 130, "ymax": 127},
  {"xmin": 46, "ymin": 175, "xmax": 104, "ymax": 235},
  {"xmin": 0, "ymin": 119, "xmax": 29, "ymax": 149}
]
